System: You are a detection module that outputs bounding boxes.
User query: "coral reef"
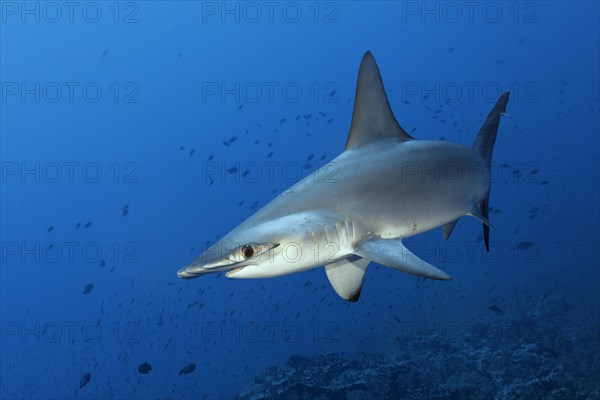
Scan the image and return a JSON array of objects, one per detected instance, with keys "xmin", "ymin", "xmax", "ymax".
[{"xmin": 237, "ymin": 301, "xmax": 600, "ymax": 400}]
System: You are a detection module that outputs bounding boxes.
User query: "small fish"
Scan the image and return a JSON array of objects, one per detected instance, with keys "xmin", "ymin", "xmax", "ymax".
[
  {"xmin": 267, "ymin": 151, "xmax": 274, "ymax": 158},
  {"xmin": 226, "ymin": 167, "xmax": 238, "ymax": 174},
  {"xmin": 518, "ymin": 38, "xmax": 527, "ymax": 45},
  {"xmin": 179, "ymin": 363, "xmax": 196, "ymax": 375},
  {"xmin": 279, "ymin": 118, "xmax": 287, "ymax": 124},
  {"xmin": 302, "ymin": 163, "xmax": 312, "ymax": 170},
  {"xmin": 188, "ymin": 149, "xmax": 195, "ymax": 158},
  {"xmin": 306, "ymin": 154, "xmax": 314, "ymax": 161},
  {"xmin": 496, "ymin": 59, "xmax": 506, "ymax": 65},
  {"xmin": 303, "ymin": 114, "xmax": 312, "ymax": 120},
  {"xmin": 79, "ymin": 372, "xmax": 91, "ymax": 388},
  {"xmin": 253, "ymin": 140, "xmax": 260, "ymax": 145},
  {"xmin": 319, "ymin": 111, "xmax": 326, "ymax": 117},
  {"xmin": 222, "ymin": 141, "xmax": 230, "ymax": 147},
  {"xmin": 517, "ymin": 241, "xmax": 535, "ymax": 250},
  {"xmin": 75, "ymin": 222, "xmax": 80, "ymax": 230},
  {"xmin": 229, "ymin": 136, "xmax": 237, "ymax": 143},
  {"xmin": 83, "ymin": 222, "xmax": 93, "ymax": 228},
  {"xmin": 138, "ymin": 362, "xmax": 152, "ymax": 374},
  {"xmin": 101, "ymin": 49, "xmax": 109, "ymax": 57},
  {"xmin": 238, "ymin": 104, "xmax": 244, "ymax": 111},
  {"xmin": 327, "ymin": 118, "xmax": 333, "ymax": 124},
  {"xmin": 489, "ymin": 305, "xmax": 504, "ymax": 315},
  {"xmin": 47, "ymin": 226, "xmax": 54, "ymax": 233},
  {"xmin": 122, "ymin": 204, "xmax": 129, "ymax": 217},
  {"xmin": 448, "ymin": 47, "xmax": 454, "ymax": 53},
  {"xmin": 99, "ymin": 259, "xmax": 106, "ymax": 267},
  {"xmin": 83, "ymin": 283, "xmax": 94, "ymax": 295}
]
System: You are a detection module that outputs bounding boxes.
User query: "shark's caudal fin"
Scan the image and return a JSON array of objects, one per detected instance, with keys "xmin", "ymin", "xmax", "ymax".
[
  {"xmin": 345, "ymin": 51, "xmax": 414, "ymax": 150},
  {"xmin": 473, "ymin": 91, "xmax": 510, "ymax": 251}
]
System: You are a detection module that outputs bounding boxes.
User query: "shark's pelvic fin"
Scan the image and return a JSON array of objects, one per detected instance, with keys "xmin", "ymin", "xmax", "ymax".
[
  {"xmin": 324, "ymin": 255, "xmax": 370, "ymax": 302},
  {"xmin": 467, "ymin": 205, "xmax": 494, "ymax": 228},
  {"xmin": 355, "ymin": 238, "xmax": 451, "ymax": 280},
  {"xmin": 345, "ymin": 51, "xmax": 413, "ymax": 150},
  {"xmin": 442, "ymin": 219, "xmax": 459, "ymax": 240}
]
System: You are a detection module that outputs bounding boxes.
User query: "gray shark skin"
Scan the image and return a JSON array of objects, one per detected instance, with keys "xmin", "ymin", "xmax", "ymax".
[{"xmin": 178, "ymin": 51, "xmax": 510, "ymax": 302}]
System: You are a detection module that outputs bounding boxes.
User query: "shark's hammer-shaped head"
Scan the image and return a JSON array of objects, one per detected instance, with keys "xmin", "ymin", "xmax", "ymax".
[
  {"xmin": 177, "ymin": 239, "xmax": 280, "ymax": 279},
  {"xmin": 177, "ymin": 212, "xmax": 346, "ymax": 279}
]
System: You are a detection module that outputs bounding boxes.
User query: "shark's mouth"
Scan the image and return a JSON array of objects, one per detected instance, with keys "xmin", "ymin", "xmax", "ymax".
[{"xmin": 225, "ymin": 265, "xmax": 247, "ymax": 277}]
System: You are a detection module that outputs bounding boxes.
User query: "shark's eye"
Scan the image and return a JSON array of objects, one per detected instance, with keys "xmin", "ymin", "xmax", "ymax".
[{"xmin": 241, "ymin": 245, "xmax": 254, "ymax": 259}]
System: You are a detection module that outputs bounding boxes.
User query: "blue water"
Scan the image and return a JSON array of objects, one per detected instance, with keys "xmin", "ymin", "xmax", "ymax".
[{"xmin": 1, "ymin": 2, "xmax": 599, "ymax": 399}]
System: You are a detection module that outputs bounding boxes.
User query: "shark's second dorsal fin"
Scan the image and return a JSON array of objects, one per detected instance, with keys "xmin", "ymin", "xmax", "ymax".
[{"xmin": 345, "ymin": 51, "xmax": 413, "ymax": 150}]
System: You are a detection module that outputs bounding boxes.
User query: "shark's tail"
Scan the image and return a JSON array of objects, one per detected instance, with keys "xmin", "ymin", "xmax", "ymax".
[{"xmin": 472, "ymin": 91, "xmax": 510, "ymax": 251}]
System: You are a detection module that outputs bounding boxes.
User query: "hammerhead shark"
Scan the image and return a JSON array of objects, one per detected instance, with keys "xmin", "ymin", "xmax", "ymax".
[{"xmin": 178, "ymin": 51, "xmax": 510, "ymax": 302}]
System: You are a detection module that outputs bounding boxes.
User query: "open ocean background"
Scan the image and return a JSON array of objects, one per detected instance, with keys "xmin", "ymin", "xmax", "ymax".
[{"xmin": 1, "ymin": 2, "xmax": 599, "ymax": 399}]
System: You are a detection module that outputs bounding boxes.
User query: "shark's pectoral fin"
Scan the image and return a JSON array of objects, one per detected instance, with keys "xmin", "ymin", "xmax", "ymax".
[
  {"xmin": 442, "ymin": 219, "xmax": 459, "ymax": 240},
  {"xmin": 355, "ymin": 238, "xmax": 451, "ymax": 280},
  {"xmin": 324, "ymin": 256, "xmax": 370, "ymax": 302}
]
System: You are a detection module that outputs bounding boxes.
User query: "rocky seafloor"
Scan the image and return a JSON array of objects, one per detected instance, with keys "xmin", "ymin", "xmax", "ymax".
[{"xmin": 237, "ymin": 299, "xmax": 600, "ymax": 400}]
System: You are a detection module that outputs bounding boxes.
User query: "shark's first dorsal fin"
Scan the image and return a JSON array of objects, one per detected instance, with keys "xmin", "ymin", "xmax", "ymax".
[{"xmin": 345, "ymin": 51, "xmax": 413, "ymax": 150}]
